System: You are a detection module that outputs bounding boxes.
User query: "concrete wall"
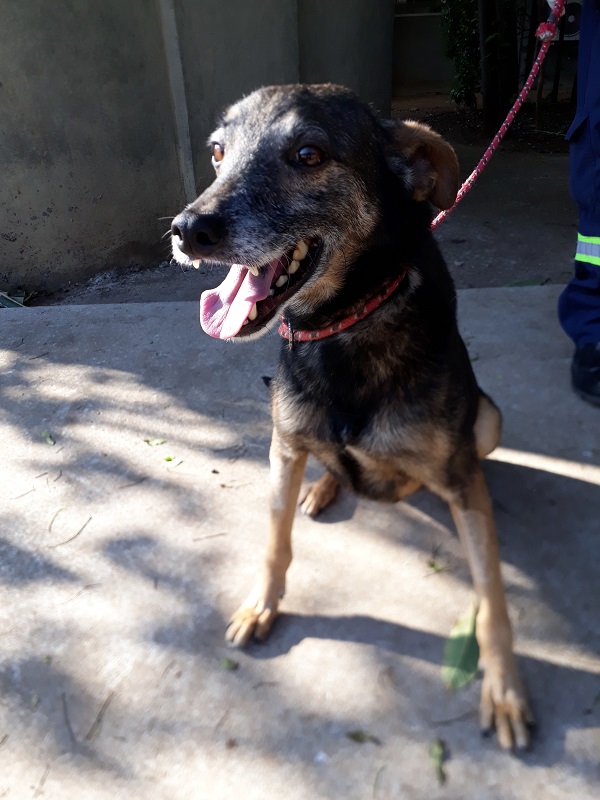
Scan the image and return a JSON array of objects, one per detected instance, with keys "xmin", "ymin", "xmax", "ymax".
[
  {"xmin": 175, "ymin": 0, "xmax": 299, "ymax": 192},
  {"xmin": 298, "ymin": 0, "xmax": 396, "ymax": 116},
  {"xmin": 0, "ymin": 0, "xmax": 396, "ymax": 293},
  {"xmin": 393, "ymin": 13, "xmax": 454, "ymax": 95},
  {"xmin": 0, "ymin": 0, "xmax": 182, "ymax": 292}
]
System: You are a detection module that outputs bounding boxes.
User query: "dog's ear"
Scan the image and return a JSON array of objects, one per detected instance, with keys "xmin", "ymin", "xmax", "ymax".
[{"xmin": 382, "ymin": 119, "xmax": 459, "ymax": 210}]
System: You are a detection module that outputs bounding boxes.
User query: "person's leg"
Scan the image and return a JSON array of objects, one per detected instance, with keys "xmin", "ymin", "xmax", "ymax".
[{"xmin": 558, "ymin": 0, "xmax": 600, "ymax": 404}]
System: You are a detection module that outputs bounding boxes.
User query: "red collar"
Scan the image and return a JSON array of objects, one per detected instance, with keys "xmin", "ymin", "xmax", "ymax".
[{"xmin": 278, "ymin": 268, "xmax": 408, "ymax": 345}]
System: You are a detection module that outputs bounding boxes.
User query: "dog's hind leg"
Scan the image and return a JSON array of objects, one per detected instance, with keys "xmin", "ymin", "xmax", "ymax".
[
  {"xmin": 300, "ymin": 467, "xmax": 424, "ymax": 517},
  {"xmin": 449, "ymin": 467, "xmax": 533, "ymax": 750},
  {"xmin": 299, "ymin": 470, "xmax": 340, "ymax": 517},
  {"xmin": 226, "ymin": 430, "xmax": 307, "ymax": 647}
]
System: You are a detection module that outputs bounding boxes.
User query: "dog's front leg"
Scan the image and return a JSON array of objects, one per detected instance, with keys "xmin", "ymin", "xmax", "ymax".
[
  {"xmin": 449, "ymin": 467, "xmax": 533, "ymax": 750},
  {"xmin": 226, "ymin": 430, "xmax": 308, "ymax": 647}
]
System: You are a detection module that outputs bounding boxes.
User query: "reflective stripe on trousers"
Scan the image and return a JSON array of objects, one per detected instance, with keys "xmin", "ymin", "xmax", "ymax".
[{"xmin": 576, "ymin": 233, "xmax": 600, "ymax": 267}]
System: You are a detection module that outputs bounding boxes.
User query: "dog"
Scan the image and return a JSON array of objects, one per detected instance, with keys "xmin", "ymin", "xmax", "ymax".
[{"xmin": 170, "ymin": 84, "xmax": 533, "ymax": 750}]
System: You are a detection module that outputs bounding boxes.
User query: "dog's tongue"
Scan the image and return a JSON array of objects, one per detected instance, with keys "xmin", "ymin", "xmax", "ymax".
[{"xmin": 200, "ymin": 264, "xmax": 272, "ymax": 339}]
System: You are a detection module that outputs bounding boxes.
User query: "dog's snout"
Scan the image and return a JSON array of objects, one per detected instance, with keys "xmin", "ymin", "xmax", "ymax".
[{"xmin": 171, "ymin": 210, "xmax": 225, "ymax": 258}]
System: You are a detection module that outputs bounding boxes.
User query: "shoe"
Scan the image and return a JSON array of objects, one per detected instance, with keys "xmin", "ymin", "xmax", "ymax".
[{"xmin": 571, "ymin": 342, "xmax": 600, "ymax": 407}]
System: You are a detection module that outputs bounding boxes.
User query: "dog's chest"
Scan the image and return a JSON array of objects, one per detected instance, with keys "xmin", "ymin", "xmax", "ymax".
[{"xmin": 274, "ymin": 386, "xmax": 432, "ymax": 501}]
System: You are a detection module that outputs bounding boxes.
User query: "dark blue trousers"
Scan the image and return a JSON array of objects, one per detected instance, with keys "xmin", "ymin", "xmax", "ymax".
[{"xmin": 558, "ymin": 0, "xmax": 600, "ymax": 345}]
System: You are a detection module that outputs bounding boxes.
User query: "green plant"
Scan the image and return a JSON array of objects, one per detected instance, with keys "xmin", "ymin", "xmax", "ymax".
[{"xmin": 440, "ymin": 0, "xmax": 480, "ymax": 108}]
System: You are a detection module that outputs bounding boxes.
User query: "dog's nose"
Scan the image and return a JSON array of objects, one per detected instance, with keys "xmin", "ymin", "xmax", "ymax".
[{"xmin": 171, "ymin": 210, "xmax": 225, "ymax": 258}]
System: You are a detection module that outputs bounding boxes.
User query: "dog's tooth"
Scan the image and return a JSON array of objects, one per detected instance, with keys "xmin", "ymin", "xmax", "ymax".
[
  {"xmin": 289, "ymin": 260, "xmax": 300, "ymax": 275},
  {"xmin": 269, "ymin": 288, "xmax": 275, "ymax": 296},
  {"xmin": 248, "ymin": 265, "xmax": 260, "ymax": 277},
  {"xmin": 243, "ymin": 320, "xmax": 249, "ymax": 326},
  {"xmin": 275, "ymin": 275, "xmax": 288, "ymax": 288},
  {"xmin": 192, "ymin": 259, "xmax": 201, "ymax": 269},
  {"xmin": 293, "ymin": 240, "xmax": 309, "ymax": 261},
  {"xmin": 248, "ymin": 303, "xmax": 258, "ymax": 321}
]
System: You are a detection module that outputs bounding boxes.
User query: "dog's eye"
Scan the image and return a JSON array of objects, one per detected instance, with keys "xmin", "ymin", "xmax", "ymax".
[
  {"xmin": 211, "ymin": 143, "xmax": 225, "ymax": 163},
  {"xmin": 296, "ymin": 145, "xmax": 325, "ymax": 167}
]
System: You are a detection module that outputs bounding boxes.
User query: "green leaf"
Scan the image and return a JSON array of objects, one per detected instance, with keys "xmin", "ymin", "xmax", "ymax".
[
  {"xmin": 40, "ymin": 431, "xmax": 55, "ymax": 446},
  {"xmin": 441, "ymin": 602, "xmax": 479, "ymax": 690},
  {"xmin": 143, "ymin": 438, "xmax": 166, "ymax": 446},
  {"xmin": 346, "ymin": 730, "xmax": 381, "ymax": 745},
  {"xmin": 220, "ymin": 657, "xmax": 239, "ymax": 672},
  {"xmin": 430, "ymin": 738, "xmax": 446, "ymax": 785},
  {"xmin": 164, "ymin": 456, "xmax": 173, "ymax": 462},
  {"xmin": 506, "ymin": 279, "xmax": 544, "ymax": 287},
  {"xmin": 427, "ymin": 558, "xmax": 445, "ymax": 574}
]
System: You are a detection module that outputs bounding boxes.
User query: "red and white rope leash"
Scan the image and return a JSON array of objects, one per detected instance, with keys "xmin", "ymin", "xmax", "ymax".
[
  {"xmin": 431, "ymin": 0, "xmax": 567, "ymax": 231},
  {"xmin": 277, "ymin": 3, "xmax": 567, "ymax": 346}
]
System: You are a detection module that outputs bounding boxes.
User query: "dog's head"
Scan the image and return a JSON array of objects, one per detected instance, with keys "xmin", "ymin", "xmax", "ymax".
[{"xmin": 171, "ymin": 84, "xmax": 458, "ymax": 341}]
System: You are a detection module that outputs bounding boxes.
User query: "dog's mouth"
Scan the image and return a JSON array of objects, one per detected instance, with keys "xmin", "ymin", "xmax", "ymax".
[{"xmin": 199, "ymin": 239, "xmax": 320, "ymax": 339}]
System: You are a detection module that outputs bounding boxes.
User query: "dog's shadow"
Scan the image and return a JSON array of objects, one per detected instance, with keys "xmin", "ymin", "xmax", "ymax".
[
  {"xmin": 244, "ymin": 455, "xmax": 600, "ymax": 767},
  {"xmin": 244, "ymin": 610, "xmax": 598, "ymax": 766}
]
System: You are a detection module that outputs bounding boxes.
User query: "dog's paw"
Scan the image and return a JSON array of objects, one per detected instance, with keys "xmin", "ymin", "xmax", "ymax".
[
  {"xmin": 480, "ymin": 664, "xmax": 535, "ymax": 751},
  {"xmin": 299, "ymin": 472, "xmax": 339, "ymax": 517},
  {"xmin": 225, "ymin": 595, "xmax": 280, "ymax": 647}
]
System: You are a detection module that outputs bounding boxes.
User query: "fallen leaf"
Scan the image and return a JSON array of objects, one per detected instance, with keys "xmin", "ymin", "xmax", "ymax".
[
  {"xmin": 426, "ymin": 558, "xmax": 445, "ymax": 574},
  {"xmin": 220, "ymin": 657, "xmax": 239, "ymax": 672},
  {"xmin": 346, "ymin": 730, "xmax": 381, "ymax": 745},
  {"xmin": 40, "ymin": 431, "xmax": 55, "ymax": 446},
  {"xmin": 372, "ymin": 765, "xmax": 385, "ymax": 798},
  {"xmin": 144, "ymin": 438, "xmax": 166, "ymax": 446},
  {"xmin": 430, "ymin": 738, "xmax": 446, "ymax": 784},
  {"xmin": 506, "ymin": 278, "xmax": 544, "ymax": 287},
  {"xmin": 441, "ymin": 602, "xmax": 480, "ymax": 690}
]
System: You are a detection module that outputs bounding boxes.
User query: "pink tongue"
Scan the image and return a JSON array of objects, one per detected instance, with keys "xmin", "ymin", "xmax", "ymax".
[{"xmin": 200, "ymin": 264, "xmax": 273, "ymax": 339}]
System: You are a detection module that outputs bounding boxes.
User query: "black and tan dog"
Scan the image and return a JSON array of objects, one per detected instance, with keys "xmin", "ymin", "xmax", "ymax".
[{"xmin": 171, "ymin": 84, "xmax": 533, "ymax": 750}]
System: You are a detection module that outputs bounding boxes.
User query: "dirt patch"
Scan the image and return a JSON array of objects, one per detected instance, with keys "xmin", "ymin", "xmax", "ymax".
[{"xmin": 395, "ymin": 99, "xmax": 573, "ymax": 154}]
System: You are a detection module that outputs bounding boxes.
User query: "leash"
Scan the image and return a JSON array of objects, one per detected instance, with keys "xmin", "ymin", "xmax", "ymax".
[
  {"xmin": 276, "ymin": 2, "xmax": 566, "ymax": 346},
  {"xmin": 431, "ymin": 0, "xmax": 567, "ymax": 231}
]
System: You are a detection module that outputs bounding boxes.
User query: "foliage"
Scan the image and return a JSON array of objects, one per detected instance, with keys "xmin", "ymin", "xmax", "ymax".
[
  {"xmin": 441, "ymin": 602, "xmax": 480, "ymax": 690},
  {"xmin": 440, "ymin": 0, "xmax": 480, "ymax": 108}
]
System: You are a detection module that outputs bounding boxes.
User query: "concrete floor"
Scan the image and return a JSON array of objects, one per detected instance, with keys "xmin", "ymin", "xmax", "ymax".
[
  {"xmin": 1, "ymin": 130, "xmax": 598, "ymax": 798},
  {"xmin": 1, "ymin": 283, "xmax": 599, "ymax": 798}
]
